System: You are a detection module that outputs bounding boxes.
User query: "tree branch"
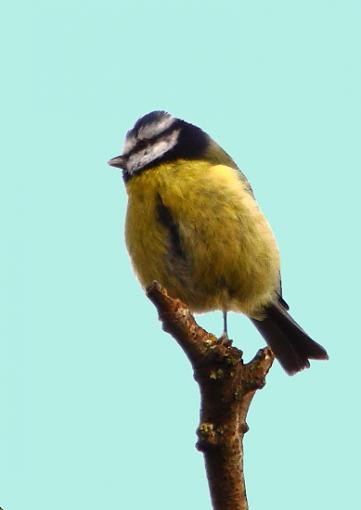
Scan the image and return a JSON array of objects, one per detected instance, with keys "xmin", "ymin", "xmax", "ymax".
[{"xmin": 146, "ymin": 281, "xmax": 274, "ymax": 510}]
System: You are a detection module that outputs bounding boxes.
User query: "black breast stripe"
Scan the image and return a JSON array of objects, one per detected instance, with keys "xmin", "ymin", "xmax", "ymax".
[{"xmin": 156, "ymin": 193, "xmax": 185, "ymax": 260}]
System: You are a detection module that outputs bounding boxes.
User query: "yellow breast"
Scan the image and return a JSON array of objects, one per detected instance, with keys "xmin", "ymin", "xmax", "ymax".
[{"xmin": 125, "ymin": 160, "xmax": 280, "ymax": 317}]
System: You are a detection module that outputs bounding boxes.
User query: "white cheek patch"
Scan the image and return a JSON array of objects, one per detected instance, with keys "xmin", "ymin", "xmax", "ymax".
[
  {"xmin": 126, "ymin": 129, "xmax": 180, "ymax": 174},
  {"xmin": 138, "ymin": 115, "xmax": 175, "ymax": 141}
]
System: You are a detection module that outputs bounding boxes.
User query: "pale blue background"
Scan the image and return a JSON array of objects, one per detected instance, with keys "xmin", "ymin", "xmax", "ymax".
[{"xmin": 1, "ymin": 1, "xmax": 360, "ymax": 509}]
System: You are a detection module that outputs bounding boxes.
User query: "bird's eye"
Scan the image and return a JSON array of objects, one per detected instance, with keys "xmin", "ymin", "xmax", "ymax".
[{"xmin": 136, "ymin": 140, "xmax": 147, "ymax": 150}]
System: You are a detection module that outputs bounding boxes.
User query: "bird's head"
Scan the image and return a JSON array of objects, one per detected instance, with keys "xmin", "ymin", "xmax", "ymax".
[{"xmin": 108, "ymin": 110, "xmax": 236, "ymax": 180}]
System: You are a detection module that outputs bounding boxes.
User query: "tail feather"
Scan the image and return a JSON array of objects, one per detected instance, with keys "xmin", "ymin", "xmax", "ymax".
[{"xmin": 251, "ymin": 302, "xmax": 328, "ymax": 375}]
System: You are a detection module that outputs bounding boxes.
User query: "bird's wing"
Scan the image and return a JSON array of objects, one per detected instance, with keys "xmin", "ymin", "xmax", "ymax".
[{"xmin": 206, "ymin": 140, "xmax": 254, "ymax": 196}]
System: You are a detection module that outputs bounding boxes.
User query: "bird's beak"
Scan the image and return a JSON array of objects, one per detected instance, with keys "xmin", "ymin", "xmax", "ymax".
[{"xmin": 107, "ymin": 155, "xmax": 126, "ymax": 169}]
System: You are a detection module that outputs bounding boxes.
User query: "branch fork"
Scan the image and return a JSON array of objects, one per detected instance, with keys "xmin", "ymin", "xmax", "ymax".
[{"xmin": 146, "ymin": 281, "xmax": 274, "ymax": 510}]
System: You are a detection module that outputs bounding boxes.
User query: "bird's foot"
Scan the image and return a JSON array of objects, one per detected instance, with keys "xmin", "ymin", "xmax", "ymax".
[{"xmin": 218, "ymin": 332, "xmax": 233, "ymax": 347}]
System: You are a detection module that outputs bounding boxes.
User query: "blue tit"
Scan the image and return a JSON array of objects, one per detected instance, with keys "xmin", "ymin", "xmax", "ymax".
[{"xmin": 108, "ymin": 111, "xmax": 328, "ymax": 374}]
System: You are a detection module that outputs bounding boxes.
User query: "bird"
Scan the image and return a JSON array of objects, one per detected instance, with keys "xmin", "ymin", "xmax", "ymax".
[{"xmin": 108, "ymin": 111, "xmax": 328, "ymax": 374}]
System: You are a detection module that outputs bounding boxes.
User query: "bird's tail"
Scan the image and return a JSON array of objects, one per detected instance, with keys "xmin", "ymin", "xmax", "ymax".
[{"xmin": 251, "ymin": 302, "xmax": 328, "ymax": 375}]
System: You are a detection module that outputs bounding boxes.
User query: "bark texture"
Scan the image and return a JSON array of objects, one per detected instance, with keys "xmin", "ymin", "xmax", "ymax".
[{"xmin": 146, "ymin": 282, "xmax": 274, "ymax": 510}]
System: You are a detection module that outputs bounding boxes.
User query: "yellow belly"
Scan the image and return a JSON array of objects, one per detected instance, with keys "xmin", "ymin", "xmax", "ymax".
[{"xmin": 125, "ymin": 160, "xmax": 280, "ymax": 317}]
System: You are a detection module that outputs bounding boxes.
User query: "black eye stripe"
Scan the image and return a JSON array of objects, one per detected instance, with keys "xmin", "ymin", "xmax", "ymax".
[
  {"xmin": 126, "ymin": 124, "xmax": 180, "ymax": 157},
  {"xmin": 134, "ymin": 139, "xmax": 148, "ymax": 150}
]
